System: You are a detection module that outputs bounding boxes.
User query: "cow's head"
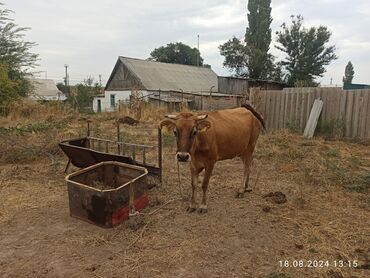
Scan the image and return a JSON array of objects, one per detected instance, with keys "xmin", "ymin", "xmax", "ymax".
[{"xmin": 160, "ymin": 113, "xmax": 211, "ymax": 162}]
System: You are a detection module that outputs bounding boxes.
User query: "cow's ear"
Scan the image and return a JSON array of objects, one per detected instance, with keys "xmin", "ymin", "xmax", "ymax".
[
  {"xmin": 159, "ymin": 119, "xmax": 176, "ymax": 132},
  {"xmin": 196, "ymin": 120, "xmax": 211, "ymax": 133}
]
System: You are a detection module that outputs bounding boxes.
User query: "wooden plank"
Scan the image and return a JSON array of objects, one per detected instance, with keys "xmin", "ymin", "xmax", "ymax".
[
  {"xmin": 278, "ymin": 91, "xmax": 286, "ymax": 129},
  {"xmin": 269, "ymin": 91, "xmax": 275, "ymax": 129},
  {"xmin": 300, "ymin": 89, "xmax": 308, "ymax": 132},
  {"xmin": 295, "ymin": 90, "xmax": 301, "ymax": 128},
  {"xmin": 358, "ymin": 90, "xmax": 368, "ymax": 139},
  {"xmin": 273, "ymin": 91, "xmax": 278, "ymax": 129},
  {"xmin": 333, "ymin": 88, "xmax": 342, "ymax": 120},
  {"xmin": 365, "ymin": 91, "xmax": 370, "ymax": 139},
  {"xmin": 345, "ymin": 90, "xmax": 355, "ymax": 137},
  {"xmin": 352, "ymin": 90, "xmax": 361, "ymax": 138},
  {"xmin": 339, "ymin": 90, "xmax": 347, "ymax": 137},
  {"xmin": 306, "ymin": 90, "xmax": 314, "ymax": 125},
  {"xmin": 265, "ymin": 91, "xmax": 272, "ymax": 130},
  {"xmin": 283, "ymin": 91, "xmax": 290, "ymax": 128},
  {"xmin": 321, "ymin": 88, "xmax": 328, "ymax": 124},
  {"xmin": 261, "ymin": 90, "xmax": 267, "ymax": 119},
  {"xmin": 303, "ymin": 99, "xmax": 324, "ymax": 138},
  {"xmin": 290, "ymin": 91, "xmax": 296, "ymax": 127}
]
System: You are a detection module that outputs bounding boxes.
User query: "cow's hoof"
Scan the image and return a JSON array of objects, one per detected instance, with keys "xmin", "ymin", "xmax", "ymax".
[
  {"xmin": 235, "ymin": 191, "xmax": 245, "ymax": 198},
  {"xmin": 186, "ymin": 206, "xmax": 197, "ymax": 213},
  {"xmin": 197, "ymin": 205, "xmax": 208, "ymax": 214},
  {"xmin": 245, "ymin": 188, "xmax": 253, "ymax": 192}
]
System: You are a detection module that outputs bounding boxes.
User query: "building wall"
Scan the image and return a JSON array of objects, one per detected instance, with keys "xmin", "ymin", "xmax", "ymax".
[
  {"xmin": 218, "ymin": 77, "xmax": 286, "ymax": 96},
  {"xmin": 160, "ymin": 91, "xmax": 241, "ymax": 110},
  {"xmin": 106, "ymin": 63, "xmax": 143, "ymax": 90},
  {"xmin": 92, "ymin": 90, "xmax": 149, "ymax": 112},
  {"xmin": 218, "ymin": 77, "xmax": 249, "ymax": 95},
  {"xmin": 196, "ymin": 95, "xmax": 240, "ymax": 110},
  {"xmin": 29, "ymin": 94, "xmax": 67, "ymax": 101}
]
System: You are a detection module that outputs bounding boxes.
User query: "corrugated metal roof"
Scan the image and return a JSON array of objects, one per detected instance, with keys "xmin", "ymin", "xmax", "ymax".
[
  {"xmin": 149, "ymin": 95, "xmax": 193, "ymax": 103},
  {"xmin": 29, "ymin": 78, "xmax": 63, "ymax": 97},
  {"xmin": 119, "ymin": 56, "xmax": 218, "ymax": 92}
]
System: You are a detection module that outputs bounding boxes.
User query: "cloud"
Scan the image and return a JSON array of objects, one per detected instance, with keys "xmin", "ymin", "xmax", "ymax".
[{"xmin": 3, "ymin": 0, "xmax": 370, "ymax": 85}]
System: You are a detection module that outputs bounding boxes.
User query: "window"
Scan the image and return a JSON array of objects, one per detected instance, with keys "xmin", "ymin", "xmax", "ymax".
[{"xmin": 110, "ymin": 94, "xmax": 116, "ymax": 107}]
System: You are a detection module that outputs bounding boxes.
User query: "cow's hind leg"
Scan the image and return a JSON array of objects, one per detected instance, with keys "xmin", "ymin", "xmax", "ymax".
[
  {"xmin": 198, "ymin": 163, "xmax": 214, "ymax": 213},
  {"xmin": 236, "ymin": 149, "xmax": 254, "ymax": 198}
]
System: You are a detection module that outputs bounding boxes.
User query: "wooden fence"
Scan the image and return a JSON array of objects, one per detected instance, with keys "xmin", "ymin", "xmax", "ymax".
[{"xmin": 250, "ymin": 87, "xmax": 370, "ymax": 140}]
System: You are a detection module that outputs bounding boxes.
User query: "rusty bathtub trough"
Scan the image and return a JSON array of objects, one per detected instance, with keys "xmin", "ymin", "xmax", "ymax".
[{"xmin": 66, "ymin": 161, "xmax": 148, "ymax": 228}]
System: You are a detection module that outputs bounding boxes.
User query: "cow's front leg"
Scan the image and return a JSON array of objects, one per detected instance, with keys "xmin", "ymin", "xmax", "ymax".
[
  {"xmin": 198, "ymin": 163, "xmax": 214, "ymax": 214},
  {"xmin": 187, "ymin": 166, "xmax": 201, "ymax": 213}
]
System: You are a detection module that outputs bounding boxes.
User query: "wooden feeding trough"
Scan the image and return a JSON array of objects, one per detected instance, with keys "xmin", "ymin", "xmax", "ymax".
[{"xmin": 66, "ymin": 161, "xmax": 148, "ymax": 228}]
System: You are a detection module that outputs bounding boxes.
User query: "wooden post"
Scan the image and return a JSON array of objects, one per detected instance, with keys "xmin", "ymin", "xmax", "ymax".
[
  {"xmin": 117, "ymin": 122, "xmax": 120, "ymax": 154},
  {"xmin": 158, "ymin": 128, "xmax": 162, "ymax": 183}
]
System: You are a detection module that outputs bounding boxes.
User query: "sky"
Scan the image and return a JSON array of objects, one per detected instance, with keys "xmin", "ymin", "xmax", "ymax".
[{"xmin": 4, "ymin": 0, "xmax": 370, "ymax": 86}]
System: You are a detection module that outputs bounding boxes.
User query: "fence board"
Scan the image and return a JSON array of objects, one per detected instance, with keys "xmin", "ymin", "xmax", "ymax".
[
  {"xmin": 365, "ymin": 92, "xmax": 370, "ymax": 139},
  {"xmin": 345, "ymin": 90, "xmax": 355, "ymax": 137},
  {"xmin": 306, "ymin": 90, "xmax": 314, "ymax": 125},
  {"xmin": 249, "ymin": 87, "xmax": 370, "ymax": 139},
  {"xmin": 300, "ymin": 90, "xmax": 308, "ymax": 131},
  {"xmin": 358, "ymin": 90, "xmax": 367, "ymax": 139},
  {"xmin": 352, "ymin": 91, "xmax": 362, "ymax": 137},
  {"xmin": 274, "ymin": 91, "xmax": 281, "ymax": 129},
  {"xmin": 304, "ymin": 99, "xmax": 324, "ymax": 138},
  {"xmin": 279, "ymin": 91, "xmax": 286, "ymax": 129},
  {"xmin": 266, "ymin": 91, "xmax": 272, "ymax": 129},
  {"xmin": 284, "ymin": 92, "xmax": 290, "ymax": 128}
]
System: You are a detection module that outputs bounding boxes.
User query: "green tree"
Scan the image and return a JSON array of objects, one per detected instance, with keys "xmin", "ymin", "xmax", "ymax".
[
  {"xmin": 275, "ymin": 15, "xmax": 337, "ymax": 87},
  {"xmin": 69, "ymin": 77, "xmax": 102, "ymax": 112},
  {"xmin": 149, "ymin": 42, "xmax": 204, "ymax": 66},
  {"xmin": 0, "ymin": 63, "xmax": 18, "ymax": 105},
  {"xmin": 0, "ymin": 2, "xmax": 38, "ymax": 103},
  {"xmin": 56, "ymin": 82, "xmax": 66, "ymax": 94},
  {"xmin": 343, "ymin": 61, "xmax": 354, "ymax": 84},
  {"xmin": 219, "ymin": 0, "xmax": 274, "ymax": 79}
]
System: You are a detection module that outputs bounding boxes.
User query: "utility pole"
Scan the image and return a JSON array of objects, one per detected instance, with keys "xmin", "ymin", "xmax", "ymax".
[
  {"xmin": 99, "ymin": 74, "xmax": 102, "ymax": 86},
  {"xmin": 64, "ymin": 64, "xmax": 69, "ymax": 96},
  {"xmin": 197, "ymin": 34, "xmax": 200, "ymax": 67}
]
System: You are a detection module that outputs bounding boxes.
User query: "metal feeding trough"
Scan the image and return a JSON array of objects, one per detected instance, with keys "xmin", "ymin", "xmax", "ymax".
[
  {"xmin": 59, "ymin": 120, "xmax": 162, "ymax": 187},
  {"xmin": 66, "ymin": 161, "xmax": 148, "ymax": 228}
]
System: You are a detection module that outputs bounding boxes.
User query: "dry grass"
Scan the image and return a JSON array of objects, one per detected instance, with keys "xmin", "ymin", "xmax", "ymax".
[
  {"xmin": 0, "ymin": 101, "xmax": 369, "ymax": 277},
  {"xmin": 256, "ymin": 129, "xmax": 369, "ymax": 194}
]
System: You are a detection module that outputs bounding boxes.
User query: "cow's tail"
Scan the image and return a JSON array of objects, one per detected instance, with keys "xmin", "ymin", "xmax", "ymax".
[{"xmin": 241, "ymin": 103, "xmax": 266, "ymax": 130}]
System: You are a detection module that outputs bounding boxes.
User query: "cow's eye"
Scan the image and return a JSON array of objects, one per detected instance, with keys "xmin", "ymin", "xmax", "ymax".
[
  {"xmin": 191, "ymin": 129, "xmax": 197, "ymax": 136},
  {"xmin": 173, "ymin": 129, "xmax": 177, "ymax": 136}
]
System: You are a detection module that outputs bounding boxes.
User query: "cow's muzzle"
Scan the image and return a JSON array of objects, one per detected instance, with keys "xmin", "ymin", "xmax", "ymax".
[{"xmin": 176, "ymin": 152, "xmax": 191, "ymax": 162}]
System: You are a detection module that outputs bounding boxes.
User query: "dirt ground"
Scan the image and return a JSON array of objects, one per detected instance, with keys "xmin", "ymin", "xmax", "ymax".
[{"xmin": 0, "ymin": 111, "xmax": 369, "ymax": 278}]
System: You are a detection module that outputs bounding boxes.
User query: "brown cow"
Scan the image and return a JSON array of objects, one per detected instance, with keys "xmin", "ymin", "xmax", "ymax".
[{"xmin": 160, "ymin": 104, "xmax": 265, "ymax": 213}]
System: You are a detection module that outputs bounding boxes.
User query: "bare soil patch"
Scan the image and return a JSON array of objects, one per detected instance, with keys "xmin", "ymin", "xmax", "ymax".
[{"xmin": 0, "ymin": 111, "xmax": 369, "ymax": 278}]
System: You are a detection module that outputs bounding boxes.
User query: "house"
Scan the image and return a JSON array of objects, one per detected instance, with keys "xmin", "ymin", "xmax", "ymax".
[
  {"xmin": 93, "ymin": 56, "xmax": 218, "ymax": 112},
  {"xmin": 150, "ymin": 90, "xmax": 243, "ymax": 111},
  {"xmin": 218, "ymin": 76, "xmax": 287, "ymax": 96},
  {"xmin": 148, "ymin": 95, "xmax": 193, "ymax": 112},
  {"xmin": 28, "ymin": 78, "xmax": 66, "ymax": 101}
]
